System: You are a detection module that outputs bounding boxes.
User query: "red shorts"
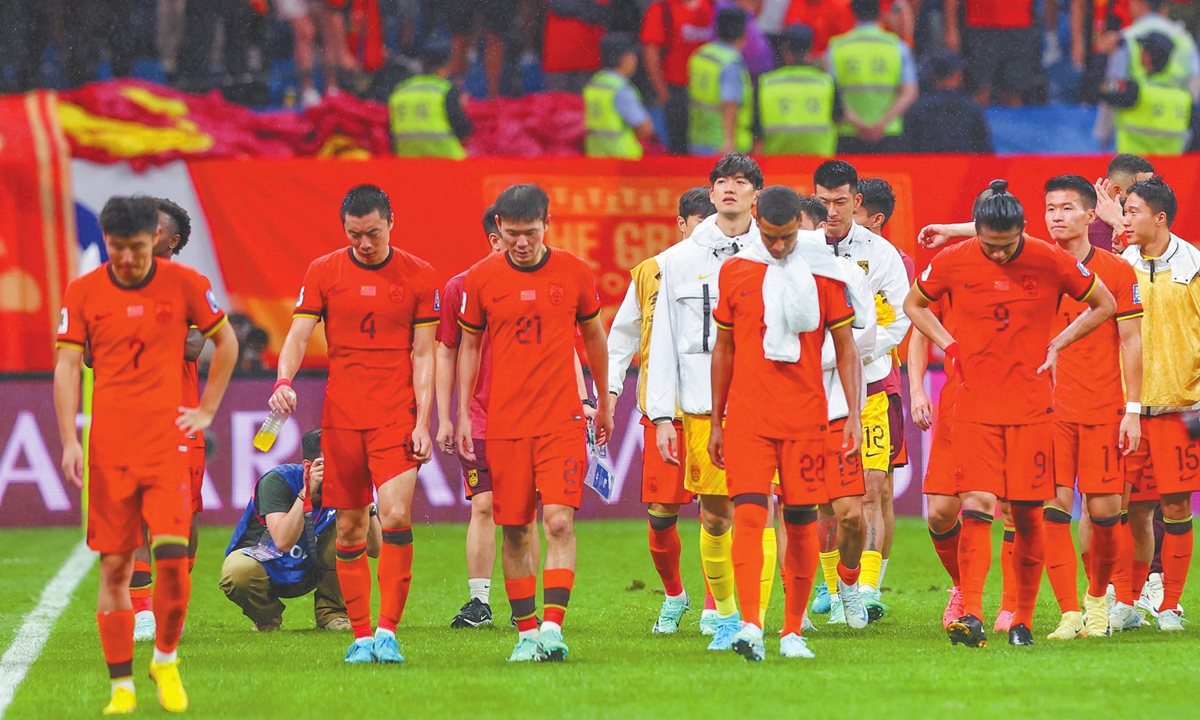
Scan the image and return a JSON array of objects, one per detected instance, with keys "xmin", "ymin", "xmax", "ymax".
[
  {"xmin": 954, "ymin": 421, "xmax": 1054, "ymax": 502},
  {"xmin": 322, "ymin": 420, "xmax": 419, "ymax": 510},
  {"xmin": 488, "ymin": 425, "xmax": 587, "ymax": 526},
  {"xmin": 1053, "ymin": 421, "xmax": 1123, "ymax": 495},
  {"xmin": 887, "ymin": 393, "xmax": 908, "ymax": 468},
  {"xmin": 825, "ymin": 418, "xmax": 865, "ymax": 500},
  {"xmin": 1124, "ymin": 413, "xmax": 1200, "ymax": 498},
  {"xmin": 187, "ymin": 444, "xmax": 206, "ymax": 513},
  {"xmin": 1129, "ymin": 457, "xmax": 1159, "ymax": 502},
  {"xmin": 924, "ymin": 414, "xmax": 958, "ymax": 496},
  {"xmin": 725, "ymin": 429, "xmax": 827, "ymax": 506},
  {"xmin": 461, "ymin": 439, "xmax": 493, "ymax": 500},
  {"xmin": 641, "ymin": 417, "xmax": 692, "ymax": 505},
  {"xmin": 87, "ymin": 453, "xmax": 191, "ymax": 554}
]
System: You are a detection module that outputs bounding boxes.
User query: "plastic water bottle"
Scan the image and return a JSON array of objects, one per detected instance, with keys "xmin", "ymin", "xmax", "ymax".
[{"xmin": 254, "ymin": 410, "xmax": 287, "ymax": 452}]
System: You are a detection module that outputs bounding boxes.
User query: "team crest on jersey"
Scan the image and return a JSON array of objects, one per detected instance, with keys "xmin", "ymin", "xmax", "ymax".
[
  {"xmin": 467, "ymin": 469, "xmax": 479, "ymax": 487},
  {"xmin": 1133, "ymin": 284, "xmax": 1141, "ymax": 305},
  {"xmin": 388, "ymin": 284, "xmax": 404, "ymax": 303},
  {"xmin": 549, "ymin": 283, "xmax": 565, "ymax": 306},
  {"xmin": 434, "ymin": 289, "xmax": 441, "ymax": 311},
  {"xmin": 921, "ymin": 264, "xmax": 931, "ymax": 281},
  {"xmin": 205, "ymin": 289, "xmax": 221, "ymax": 314},
  {"xmin": 857, "ymin": 260, "xmax": 870, "ymax": 274},
  {"xmin": 155, "ymin": 302, "xmax": 173, "ymax": 324},
  {"xmin": 296, "ymin": 286, "xmax": 305, "ymax": 308},
  {"xmin": 58, "ymin": 307, "xmax": 68, "ymax": 334},
  {"xmin": 1076, "ymin": 261, "xmax": 1092, "ymax": 278},
  {"xmin": 1022, "ymin": 276, "xmax": 1039, "ymax": 297}
]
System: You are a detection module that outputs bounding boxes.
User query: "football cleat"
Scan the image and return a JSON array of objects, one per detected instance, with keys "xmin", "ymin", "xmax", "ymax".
[
  {"xmin": 943, "ymin": 587, "xmax": 964, "ymax": 629},
  {"xmin": 102, "ymin": 686, "xmax": 137, "ymax": 715},
  {"xmin": 826, "ymin": 597, "xmax": 846, "ymax": 625},
  {"xmin": 779, "ymin": 632, "xmax": 815, "ymax": 659},
  {"xmin": 652, "ymin": 594, "xmax": 690, "ymax": 634},
  {"xmin": 860, "ymin": 585, "xmax": 888, "ymax": 623},
  {"xmin": 837, "ymin": 579, "xmax": 869, "ymax": 630},
  {"xmin": 707, "ymin": 613, "xmax": 741, "ymax": 650},
  {"xmin": 344, "ymin": 639, "xmax": 376, "ymax": 664},
  {"xmin": 133, "ymin": 610, "xmax": 156, "ymax": 642},
  {"xmin": 1109, "ymin": 602, "xmax": 1143, "ymax": 632},
  {"xmin": 801, "ymin": 611, "xmax": 816, "ymax": 633},
  {"xmin": 1139, "ymin": 573, "xmax": 1164, "ymax": 616},
  {"xmin": 732, "ymin": 624, "xmax": 766, "ymax": 662},
  {"xmin": 148, "ymin": 659, "xmax": 189, "ymax": 713},
  {"xmin": 372, "ymin": 632, "xmax": 404, "ymax": 663},
  {"xmin": 1046, "ymin": 611, "xmax": 1085, "ymax": 640},
  {"xmin": 1105, "ymin": 583, "xmax": 1116, "ymax": 613},
  {"xmin": 537, "ymin": 627, "xmax": 569, "ymax": 661},
  {"xmin": 699, "ymin": 609, "xmax": 720, "ymax": 636},
  {"xmin": 1156, "ymin": 609, "xmax": 1185, "ymax": 632},
  {"xmin": 451, "ymin": 598, "xmax": 493, "ymax": 629},
  {"xmin": 1008, "ymin": 624, "xmax": 1035, "ymax": 646},
  {"xmin": 993, "ymin": 610, "xmax": 1015, "ymax": 633},
  {"xmin": 508, "ymin": 637, "xmax": 541, "ymax": 662},
  {"xmin": 811, "ymin": 582, "xmax": 832, "ymax": 614},
  {"xmin": 948, "ymin": 614, "xmax": 988, "ymax": 648},
  {"xmin": 1083, "ymin": 594, "xmax": 1110, "ymax": 637}
]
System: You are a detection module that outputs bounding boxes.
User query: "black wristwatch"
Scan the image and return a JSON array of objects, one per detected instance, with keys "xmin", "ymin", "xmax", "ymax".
[
  {"xmin": 369, "ymin": 504, "xmax": 378, "ymax": 518},
  {"xmin": 582, "ymin": 398, "xmax": 597, "ymax": 408}
]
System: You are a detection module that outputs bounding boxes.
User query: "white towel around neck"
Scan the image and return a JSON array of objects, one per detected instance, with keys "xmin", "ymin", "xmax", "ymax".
[
  {"xmin": 792, "ymin": 230, "xmax": 876, "ymax": 329},
  {"xmin": 734, "ymin": 238, "xmax": 821, "ymax": 362}
]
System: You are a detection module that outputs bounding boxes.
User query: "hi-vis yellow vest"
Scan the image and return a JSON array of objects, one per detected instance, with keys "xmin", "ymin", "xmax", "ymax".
[
  {"xmin": 1115, "ymin": 76, "xmax": 1191, "ymax": 156},
  {"xmin": 828, "ymin": 24, "xmax": 904, "ymax": 137},
  {"xmin": 758, "ymin": 65, "xmax": 836, "ymax": 156},
  {"xmin": 584, "ymin": 70, "xmax": 644, "ymax": 159},
  {"xmin": 388, "ymin": 75, "xmax": 466, "ymax": 159},
  {"xmin": 687, "ymin": 42, "xmax": 753, "ymax": 151}
]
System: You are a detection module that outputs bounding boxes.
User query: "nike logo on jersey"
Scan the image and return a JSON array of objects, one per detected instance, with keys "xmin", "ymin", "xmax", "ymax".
[
  {"xmin": 699, "ymin": 273, "xmax": 714, "ymax": 280},
  {"xmin": 841, "ymin": 478, "xmax": 855, "ymax": 487},
  {"xmin": 492, "ymin": 294, "xmax": 511, "ymax": 303},
  {"xmin": 964, "ymin": 283, "xmax": 983, "ymax": 289},
  {"xmin": 330, "ymin": 288, "xmax": 347, "ymax": 295},
  {"xmin": 93, "ymin": 312, "xmax": 112, "ymax": 322}
]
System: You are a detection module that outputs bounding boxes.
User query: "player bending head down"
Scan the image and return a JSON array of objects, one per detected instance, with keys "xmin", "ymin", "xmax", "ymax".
[{"xmin": 973, "ymin": 180, "xmax": 1026, "ymax": 264}]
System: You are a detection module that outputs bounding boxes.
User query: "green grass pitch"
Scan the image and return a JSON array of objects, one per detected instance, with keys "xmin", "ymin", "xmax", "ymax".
[{"xmin": 3, "ymin": 518, "xmax": 1199, "ymax": 719}]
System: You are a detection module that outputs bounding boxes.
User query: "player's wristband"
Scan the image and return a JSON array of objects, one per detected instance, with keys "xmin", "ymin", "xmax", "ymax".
[
  {"xmin": 943, "ymin": 341, "xmax": 964, "ymax": 382},
  {"xmin": 1126, "ymin": 402, "xmax": 1142, "ymax": 416},
  {"xmin": 274, "ymin": 378, "xmax": 293, "ymax": 392}
]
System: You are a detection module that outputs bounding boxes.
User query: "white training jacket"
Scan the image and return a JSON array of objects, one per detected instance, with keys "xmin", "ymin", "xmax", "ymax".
[
  {"xmin": 825, "ymin": 221, "xmax": 912, "ymax": 385},
  {"xmin": 645, "ymin": 215, "xmax": 752, "ymax": 421},
  {"xmin": 820, "ymin": 256, "xmax": 877, "ymax": 422}
]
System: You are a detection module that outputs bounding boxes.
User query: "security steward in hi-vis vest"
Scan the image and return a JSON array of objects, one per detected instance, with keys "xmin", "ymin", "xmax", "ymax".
[
  {"xmin": 688, "ymin": 7, "xmax": 753, "ymax": 154},
  {"xmin": 1104, "ymin": 31, "xmax": 1193, "ymax": 156},
  {"xmin": 388, "ymin": 45, "xmax": 472, "ymax": 159},
  {"xmin": 585, "ymin": 33, "xmax": 657, "ymax": 159},
  {"xmin": 828, "ymin": 23, "xmax": 904, "ymax": 139},
  {"xmin": 758, "ymin": 25, "xmax": 835, "ymax": 156}
]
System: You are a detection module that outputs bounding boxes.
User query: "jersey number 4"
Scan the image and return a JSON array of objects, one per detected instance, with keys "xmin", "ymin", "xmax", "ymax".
[{"xmin": 361, "ymin": 312, "xmax": 376, "ymax": 339}]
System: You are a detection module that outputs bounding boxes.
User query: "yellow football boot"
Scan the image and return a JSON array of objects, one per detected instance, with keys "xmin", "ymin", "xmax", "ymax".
[
  {"xmin": 102, "ymin": 685, "xmax": 137, "ymax": 715},
  {"xmin": 1084, "ymin": 594, "xmax": 1111, "ymax": 637},
  {"xmin": 1046, "ymin": 610, "xmax": 1086, "ymax": 640},
  {"xmin": 148, "ymin": 660, "xmax": 189, "ymax": 713}
]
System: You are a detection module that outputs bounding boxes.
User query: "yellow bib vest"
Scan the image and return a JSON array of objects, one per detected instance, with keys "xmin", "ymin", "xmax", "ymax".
[
  {"xmin": 687, "ymin": 42, "xmax": 753, "ymax": 152},
  {"xmin": 388, "ymin": 75, "xmax": 466, "ymax": 159},
  {"xmin": 828, "ymin": 24, "xmax": 904, "ymax": 138},
  {"xmin": 1115, "ymin": 76, "xmax": 1192, "ymax": 156},
  {"xmin": 758, "ymin": 65, "xmax": 836, "ymax": 156},
  {"xmin": 583, "ymin": 70, "xmax": 644, "ymax": 159}
]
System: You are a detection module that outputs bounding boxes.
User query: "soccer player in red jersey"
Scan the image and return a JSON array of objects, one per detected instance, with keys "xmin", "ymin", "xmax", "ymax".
[
  {"xmin": 130, "ymin": 199, "xmax": 209, "ymax": 642},
  {"xmin": 54, "ymin": 196, "xmax": 237, "ymax": 714},
  {"xmin": 710, "ymin": 186, "xmax": 863, "ymax": 661},
  {"xmin": 269, "ymin": 185, "xmax": 439, "ymax": 664},
  {"xmin": 1037, "ymin": 175, "xmax": 1144, "ymax": 639},
  {"xmin": 457, "ymin": 184, "xmax": 614, "ymax": 662},
  {"xmin": 905, "ymin": 180, "xmax": 1116, "ymax": 648},
  {"xmin": 437, "ymin": 205, "xmax": 541, "ymax": 629}
]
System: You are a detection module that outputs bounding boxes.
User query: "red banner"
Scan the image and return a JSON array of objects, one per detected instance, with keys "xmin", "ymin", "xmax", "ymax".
[
  {"xmin": 0, "ymin": 91, "xmax": 76, "ymax": 372},
  {"xmin": 187, "ymin": 155, "xmax": 1200, "ymax": 365}
]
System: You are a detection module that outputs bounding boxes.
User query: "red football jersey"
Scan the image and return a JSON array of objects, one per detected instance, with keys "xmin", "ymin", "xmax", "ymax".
[
  {"xmin": 713, "ymin": 259, "xmax": 854, "ymax": 439},
  {"xmin": 965, "ymin": 0, "xmax": 1033, "ymax": 28},
  {"xmin": 639, "ymin": 0, "xmax": 715, "ymax": 86},
  {"xmin": 916, "ymin": 236, "xmax": 1097, "ymax": 425},
  {"xmin": 1051, "ymin": 247, "xmax": 1141, "ymax": 424},
  {"xmin": 294, "ymin": 247, "xmax": 439, "ymax": 430},
  {"xmin": 458, "ymin": 248, "xmax": 601, "ymax": 440},
  {"xmin": 438, "ymin": 270, "xmax": 493, "ymax": 437},
  {"xmin": 57, "ymin": 260, "xmax": 227, "ymax": 467}
]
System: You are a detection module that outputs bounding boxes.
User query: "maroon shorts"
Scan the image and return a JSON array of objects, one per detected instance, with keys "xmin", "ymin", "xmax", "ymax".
[
  {"xmin": 887, "ymin": 393, "xmax": 907, "ymax": 468},
  {"xmin": 461, "ymin": 438, "xmax": 493, "ymax": 499}
]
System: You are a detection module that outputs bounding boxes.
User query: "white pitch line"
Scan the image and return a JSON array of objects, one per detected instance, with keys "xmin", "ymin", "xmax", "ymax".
[{"xmin": 0, "ymin": 540, "xmax": 97, "ymax": 718}]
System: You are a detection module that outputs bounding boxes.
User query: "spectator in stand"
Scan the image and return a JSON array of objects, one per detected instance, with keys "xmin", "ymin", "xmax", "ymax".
[
  {"xmin": 943, "ymin": 0, "xmax": 1044, "ymax": 107},
  {"xmin": 640, "ymin": 0, "xmax": 716, "ymax": 154},
  {"xmin": 389, "ymin": 44, "xmax": 472, "ymax": 159},
  {"xmin": 58, "ymin": 0, "xmax": 139, "ymax": 88},
  {"xmin": 276, "ymin": 0, "xmax": 360, "ymax": 108},
  {"xmin": 904, "ymin": 52, "xmax": 993, "ymax": 153},
  {"xmin": 1100, "ymin": 31, "xmax": 1193, "ymax": 155},
  {"xmin": 584, "ymin": 33, "xmax": 657, "ymax": 159},
  {"xmin": 758, "ymin": 25, "xmax": 837, "ymax": 156},
  {"xmin": 1094, "ymin": 0, "xmax": 1200, "ymax": 148},
  {"xmin": 715, "ymin": 0, "xmax": 775, "ymax": 78},
  {"xmin": 543, "ymin": 0, "xmax": 611, "ymax": 93},
  {"xmin": 1090, "ymin": 153, "xmax": 1154, "ymax": 251},
  {"xmin": 1078, "ymin": 0, "xmax": 1133, "ymax": 102},
  {"xmin": 445, "ymin": 0, "xmax": 514, "ymax": 99},
  {"xmin": 827, "ymin": 0, "xmax": 918, "ymax": 153},
  {"xmin": 688, "ymin": 7, "xmax": 754, "ymax": 154},
  {"xmin": 174, "ymin": 0, "xmax": 268, "ymax": 88}
]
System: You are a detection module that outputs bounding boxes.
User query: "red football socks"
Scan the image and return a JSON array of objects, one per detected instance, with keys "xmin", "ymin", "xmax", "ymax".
[
  {"xmin": 1087, "ymin": 514, "xmax": 1120, "ymax": 597},
  {"xmin": 506, "ymin": 576, "xmax": 538, "ymax": 632},
  {"xmin": 129, "ymin": 560, "xmax": 153, "ymax": 614},
  {"xmin": 999, "ymin": 525, "xmax": 1017, "ymax": 614},
  {"xmin": 543, "ymin": 568, "xmax": 575, "ymax": 627},
  {"xmin": 335, "ymin": 540, "xmax": 373, "ymax": 639},
  {"xmin": 152, "ymin": 556, "xmax": 190, "ymax": 653},
  {"xmin": 1042, "ymin": 506, "xmax": 1079, "ymax": 613},
  {"xmin": 647, "ymin": 515, "xmax": 684, "ymax": 597},
  {"xmin": 731, "ymin": 500, "xmax": 768, "ymax": 629},
  {"xmin": 1159, "ymin": 516, "xmax": 1194, "ymax": 613},
  {"xmin": 377, "ymin": 527, "xmax": 414, "ymax": 634},
  {"xmin": 781, "ymin": 511, "xmax": 819, "ymax": 637},
  {"xmin": 958, "ymin": 512, "xmax": 994, "ymax": 620},
  {"xmin": 1011, "ymin": 505, "xmax": 1046, "ymax": 629},
  {"xmin": 928, "ymin": 521, "xmax": 962, "ymax": 586},
  {"xmin": 1111, "ymin": 514, "xmax": 1135, "ymax": 605},
  {"xmin": 97, "ymin": 610, "xmax": 134, "ymax": 678}
]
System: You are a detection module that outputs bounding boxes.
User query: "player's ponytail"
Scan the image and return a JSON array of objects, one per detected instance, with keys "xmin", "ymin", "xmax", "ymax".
[{"xmin": 973, "ymin": 178, "xmax": 1025, "ymax": 235}]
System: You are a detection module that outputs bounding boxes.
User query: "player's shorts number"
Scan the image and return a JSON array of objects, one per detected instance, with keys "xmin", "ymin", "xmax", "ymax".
[
  {"xmin": 360, "ymin": 312, "xmax": 376, "ymax": 339},
  {"xmin": 993, "ymin": 304, "xmax": 1010, "ymax": 332},
  {"xmin": 799, "ymin": 453, "xmax": 824, "ymax": 484},
  {"xmin": 1034, "ymin": 450, "xmax": 1047, "ymax": 479},
  {"xmin": 563, "ymin": 457, "xmax": 579, "ymax": 486},
  {"xmin": 516, "ymin": 315, "xmax": 542, "ymax": 345},
  {"xmin": 1176, "ymin": 445, "xmax": 1200, "ymax": 472}
]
